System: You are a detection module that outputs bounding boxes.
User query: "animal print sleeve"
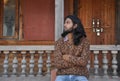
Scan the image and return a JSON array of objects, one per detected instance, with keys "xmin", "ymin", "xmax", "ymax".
[
  {"xmin": 53, "ymin": 41, "xmax": 73, "ymax": 69},
  {"xmin": 69, "ymin": 39, "xmax": 90, "ymax": 66}
]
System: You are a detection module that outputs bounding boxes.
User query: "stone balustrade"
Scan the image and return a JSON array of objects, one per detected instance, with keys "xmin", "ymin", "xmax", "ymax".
[{"xmin": 0, "ymin": 45, "xmax": 119, "ymax": 79}]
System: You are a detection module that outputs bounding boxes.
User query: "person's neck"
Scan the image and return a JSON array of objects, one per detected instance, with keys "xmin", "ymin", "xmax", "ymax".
[{"xmin": 67, "ymin": 33, "xmax": 73, "ymax": 42}]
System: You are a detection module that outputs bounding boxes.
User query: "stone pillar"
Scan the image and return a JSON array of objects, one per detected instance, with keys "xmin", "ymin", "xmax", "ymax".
[{"xmin": 55, "ymin": 0, "xmax": 64, "ymax": 41}]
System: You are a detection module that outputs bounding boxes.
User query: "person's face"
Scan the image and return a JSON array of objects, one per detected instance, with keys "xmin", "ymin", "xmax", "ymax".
[{"xmin": 64, "ymin": 18, "xmax": 74, "ymax": 31}]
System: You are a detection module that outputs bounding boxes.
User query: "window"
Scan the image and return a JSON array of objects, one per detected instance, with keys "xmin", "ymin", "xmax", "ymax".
[{"xmin": 0, "ymin": 0, "xmax": 19, "ymax": 40}]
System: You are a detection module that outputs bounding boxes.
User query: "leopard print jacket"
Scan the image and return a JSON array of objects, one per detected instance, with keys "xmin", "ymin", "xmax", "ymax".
[{"xmin": 53, "ymin": 37, "xmax": 90, "ymax": 78}]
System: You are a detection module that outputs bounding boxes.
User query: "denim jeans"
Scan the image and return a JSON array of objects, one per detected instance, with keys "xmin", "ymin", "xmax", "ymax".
[{"xmin": 55, "ymin": 75, "xmax": 88, "ymax": 81}]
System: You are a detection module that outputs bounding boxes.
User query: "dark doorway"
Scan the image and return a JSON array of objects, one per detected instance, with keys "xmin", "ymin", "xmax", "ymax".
[{"xmin": 116, "ymin": 0, "xmax": 120, "ymax": 75}]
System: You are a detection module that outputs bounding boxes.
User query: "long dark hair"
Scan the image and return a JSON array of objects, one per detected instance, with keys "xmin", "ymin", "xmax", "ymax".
[{"xmin": 61, "ymin": 15, "xmax": 87, "ymax": 46}]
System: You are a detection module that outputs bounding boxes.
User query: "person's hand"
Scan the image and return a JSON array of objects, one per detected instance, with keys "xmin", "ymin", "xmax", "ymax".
[{"xmin": 63, "ymin": 55, "xmax": 71, "ymax": 61}]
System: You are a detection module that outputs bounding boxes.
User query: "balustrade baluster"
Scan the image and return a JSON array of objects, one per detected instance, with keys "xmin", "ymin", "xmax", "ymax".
[
  {"xmin": 111, "ymin": 51, "xmax": 118, "ymax": 78},
  {"xmin": 12, "ymin": 51, "xmax": 18, "ymax": 76},
  {"xmin": 21, "ymin": 51, "xmax": 26, "ymax": 76},
  {"xmin": 102, "ymin": 51, "xmax": 108, "ymax": 78},
  {"xmin": 46, "ymin": 50, "xmax": 51, "ymax": 75},
  {"xmin": 94, "ymin": 51, "xmax": 99, "ymax": 77},
  {"xmin": 3, "ymin": 51, "xmax": 9, "ymax": 77},
  {"xmin": 29, "ymin": 51, "xmax": 35, "ymax": 76},
  {"xmin": 87, "ymin": 60, "xmax": 91, "ymax": 71},
  {"xmin": 37, "ymin": 51, "xmax": 43, "ymax": 76}
]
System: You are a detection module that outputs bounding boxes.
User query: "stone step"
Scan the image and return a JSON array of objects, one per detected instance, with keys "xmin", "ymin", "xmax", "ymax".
[{"xmin": 0, "ymin": 76, "xmax": 120, "ymax": 81}]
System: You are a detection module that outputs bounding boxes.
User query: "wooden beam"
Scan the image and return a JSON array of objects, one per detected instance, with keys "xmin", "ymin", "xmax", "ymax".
[{"xmin": 0, "ymin": 40, "xmax": 54, "ymax": 45}]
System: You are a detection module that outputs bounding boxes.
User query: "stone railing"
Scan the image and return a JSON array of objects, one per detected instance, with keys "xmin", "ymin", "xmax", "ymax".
[
  {"xmin": 89, "ymin": 45, "xmax": 120, "ymax": 78},
  {"xmin": 0, "ymin": 45, "xmax": 120, "ymax": 78},
  {"xmin": 0, "ymin": 45, "xmax": 54, "ymax": 77}
]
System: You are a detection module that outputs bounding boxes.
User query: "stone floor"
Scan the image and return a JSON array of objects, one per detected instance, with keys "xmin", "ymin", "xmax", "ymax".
[{"xmin": 0, "ymin": 75, "xmax": 120, "ymax": 81}]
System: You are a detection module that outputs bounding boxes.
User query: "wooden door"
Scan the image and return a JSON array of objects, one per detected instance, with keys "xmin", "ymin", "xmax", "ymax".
[
  {"xmin": 78, "ymin": 0, "xmax": 115, "ymax": 45},
  {"xmin": 78, "ymin": 0, "xmax": 115, "ymax": 68}
]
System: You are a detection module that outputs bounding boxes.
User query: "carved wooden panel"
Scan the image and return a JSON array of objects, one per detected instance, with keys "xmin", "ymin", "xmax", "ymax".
[{"xmin": 79, "ymin": 0, "xmax": 115, "ymax": 45}]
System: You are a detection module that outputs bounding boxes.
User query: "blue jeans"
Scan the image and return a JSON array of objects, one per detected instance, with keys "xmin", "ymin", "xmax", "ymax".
[{"xmin": 55, "ymin": 75, "xmax": 88, "ymax": 81}]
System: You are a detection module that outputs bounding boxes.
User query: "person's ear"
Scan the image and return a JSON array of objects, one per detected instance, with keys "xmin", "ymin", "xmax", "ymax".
[{"xmin": 73, "ymin": 24, "xmax": 77, "ymax": 29}]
